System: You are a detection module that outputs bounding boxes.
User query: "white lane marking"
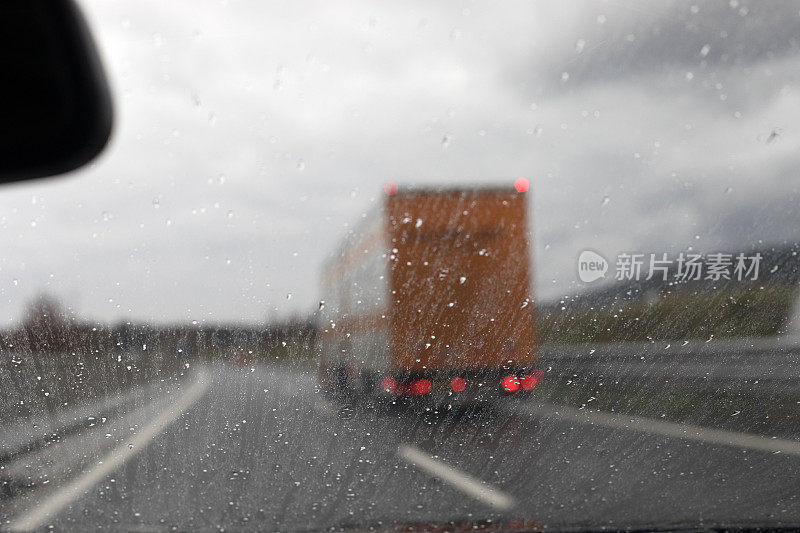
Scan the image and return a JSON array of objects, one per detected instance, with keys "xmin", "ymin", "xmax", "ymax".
[
  {"xmin": 397, "ymin": 444, "xmax": 516, "ymax": 511},
  {"xmin": 526, "ymin": 403, "xmax": 800, "ymax": 456},
  {"xmin": 7, "ymin": 372, "xmax": 211, "ymax": 532}
]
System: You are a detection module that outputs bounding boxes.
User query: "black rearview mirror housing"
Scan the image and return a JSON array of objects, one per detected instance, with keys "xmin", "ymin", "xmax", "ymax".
[{"xmin": 0, "ymin": 0, "xmax": 113, "ymax": 183}]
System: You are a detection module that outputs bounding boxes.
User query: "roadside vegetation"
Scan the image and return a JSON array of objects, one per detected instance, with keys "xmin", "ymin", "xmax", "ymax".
[{"xmin": 537, "ymin": 285, "xmax": 798, "ymax": 344}]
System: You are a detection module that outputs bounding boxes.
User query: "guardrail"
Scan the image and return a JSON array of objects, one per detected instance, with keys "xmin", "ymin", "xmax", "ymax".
[
  {"xmin": 0, "ymin": 373, "xmax": 189, "ymax": 466},
  {"xmin": 538, "ymin": 336, "xmax": 800, "ymax": 390}
]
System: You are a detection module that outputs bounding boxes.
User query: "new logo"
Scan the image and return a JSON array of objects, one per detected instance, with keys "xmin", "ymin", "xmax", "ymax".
[{"xmin": 578, "ymin": 250, "xmax": 608, "ymax": 283}]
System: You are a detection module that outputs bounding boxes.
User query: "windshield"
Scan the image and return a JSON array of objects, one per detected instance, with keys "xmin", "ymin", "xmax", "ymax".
[{"xmin": 2, "ymin": 1, "xmax": 800, "ymax": 531}]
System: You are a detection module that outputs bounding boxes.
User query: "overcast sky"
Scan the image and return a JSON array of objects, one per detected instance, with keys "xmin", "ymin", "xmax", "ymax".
[{"xmin": 0, "ymin": 0, "xmax": 798, "ymax": 325}]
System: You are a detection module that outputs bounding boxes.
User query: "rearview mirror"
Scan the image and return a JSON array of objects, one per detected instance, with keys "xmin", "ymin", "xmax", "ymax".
[{"xmin": 0, "ymin": 0, "xmax": 113, "ymax": 183}]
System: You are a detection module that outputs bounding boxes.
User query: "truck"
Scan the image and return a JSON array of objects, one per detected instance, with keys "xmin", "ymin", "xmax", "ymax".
[{"xmin": 317, "ymin": 185, "xmax": 542, "ymax": 405}]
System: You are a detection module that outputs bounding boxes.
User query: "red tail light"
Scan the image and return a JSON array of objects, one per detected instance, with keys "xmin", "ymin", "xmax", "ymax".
[
  {"xmin": 450, "ymin": 377, "xmax": 466, "ymax": 392},
  {"xmin": 381, "ymin": 376, "xmax": 396, "ymax": 392},
  {"xmin": 520, "ymin": 374, "xmax": 537, "ymax": 390},
  {"xmin": 521, "ymin": 370, "xmax": 544, "ymax": 390},
  {"xmin": 501, "ymin": 375, "xmax": 520, "ymax": 392},
  {"xmin": 411, "ymin": 379, "xmax": 432, "ymax": 395}
]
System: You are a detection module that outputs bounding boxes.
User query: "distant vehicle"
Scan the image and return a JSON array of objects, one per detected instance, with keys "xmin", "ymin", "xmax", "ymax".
[{"xmin": 317, "ymin": 186, "xmax": 542, "ymax": 404}]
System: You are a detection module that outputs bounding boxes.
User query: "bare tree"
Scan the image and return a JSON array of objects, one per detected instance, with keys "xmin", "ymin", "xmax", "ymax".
[{"xmin": 21, "ymin": 294, "xmax": 72, "ymax": 353}]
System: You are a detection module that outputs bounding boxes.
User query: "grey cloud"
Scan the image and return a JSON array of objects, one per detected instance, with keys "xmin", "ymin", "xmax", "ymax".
[{"xmin": 509, "ymin": 0, "xmax": 800, "ymax": 97}]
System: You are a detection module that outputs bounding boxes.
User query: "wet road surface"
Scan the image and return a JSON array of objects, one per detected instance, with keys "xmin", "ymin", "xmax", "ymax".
[{"xmin": 3, "ymin": 364, "xmax": 799, "ymax": 531}]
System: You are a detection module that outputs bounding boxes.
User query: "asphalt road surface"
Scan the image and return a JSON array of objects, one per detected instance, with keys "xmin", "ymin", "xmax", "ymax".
[{"xmin": 3, "ymin": 364, "xmax": 800, "ymax": 531}]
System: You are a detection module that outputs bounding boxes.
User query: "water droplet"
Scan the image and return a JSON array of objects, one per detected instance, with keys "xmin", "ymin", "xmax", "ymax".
[
  {"xmin": 297, "ymin": 159, "xmax": 306, "ymax": 172},
  {"xmin": 338, "ymin": 406, "xmax": 355, "ymax": 419},
  {"xmin": 459, "ymin": 276, "xmax": 466, "ymax": 284},
  {"xmin": 286, "ymin": 293, "xmax": 292, "ymax": 300},
  {"xmin": 601, "ymin": 195, "xmax": 610, "ymax": 206}
]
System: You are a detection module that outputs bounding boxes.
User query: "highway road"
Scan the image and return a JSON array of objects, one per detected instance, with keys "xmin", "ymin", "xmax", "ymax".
[{"xmin": 3, "ymin": 364, "xmax": 800, "ymax": 531}]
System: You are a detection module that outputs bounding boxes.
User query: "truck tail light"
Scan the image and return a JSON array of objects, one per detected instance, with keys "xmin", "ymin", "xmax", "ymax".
[
  {"xmin": 521, "ymin": 370, "xmax": 544, "ymax": 390},
  {"xmin": 381, "ymin": 376, "xmax": 396, "ymax": 392},
  {"xmin": 450, "ymin": 377, "xmax": 466, "ymax": 392},
  {"xmin": 520, "ymin": 374, "xmax": 538, "ymax": 390},
  {"xmin": 410, "ymin": 379, "xmax": 431, "ymax": 395},
  {"xmin": 501, "ymin": 375, "xmax": 520, "ymax": 392}
]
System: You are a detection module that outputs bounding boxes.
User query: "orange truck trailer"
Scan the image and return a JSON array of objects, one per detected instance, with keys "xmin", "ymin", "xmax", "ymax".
[{"xmin": 317, "ymin": 186, "xmax": 542, "ymax": 404}]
